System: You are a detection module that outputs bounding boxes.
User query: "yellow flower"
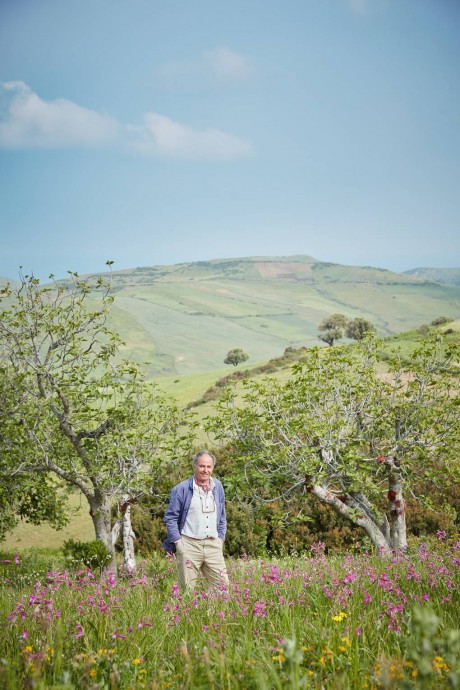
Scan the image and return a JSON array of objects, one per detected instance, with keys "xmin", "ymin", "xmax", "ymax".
[
  {"xmin": 341, "ymin": 636, "xmax": 351, "ymax": 647},
  {"xmin": 89, "ymin": 668, "xmax": 97, "ymax": 678},
  {"xmin": 132, "ymin": 658, "xmax": 142, "ymax": 665},
  {"xmin": 332, "ymin": 612, "xmax": 347, "ymax": 621},
  {"xmin": 23, "ymin": 646, "xmax": 33, "ymax": 653}
]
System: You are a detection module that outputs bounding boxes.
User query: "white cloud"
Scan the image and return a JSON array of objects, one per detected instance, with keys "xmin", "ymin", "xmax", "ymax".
[
  {"xmin": 156, "ymin": 47, "xmax": 253, "ymax": 88},
  {"xmin": 127, "ymin": 112, "xmax": 253, "ymax": 161},
  {"xmin": 0, "ymin": 81, "xmax": 253, "ymax": 160},
  {"xmin": 0, "ymin": 81, "xmax": 120, "ymax": 148},
  {"xmin": 204, "ymin": 47, "xmax": 253, "ymax": 79}
]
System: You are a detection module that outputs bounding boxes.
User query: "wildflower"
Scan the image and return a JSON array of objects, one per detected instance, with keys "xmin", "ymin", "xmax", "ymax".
[
  {"xmin": 343, "ymin": 572, "xmax": 357, "ymax": 584},
  {"xmin": 311, "ymin": 541, "xmax": 326, "ymax": 554},
  {"xmin": 111, "ymin": 630, "xmax": 127, "ymax": 639},
  {"xmin": 332, "ymin": 611, "xmax": 347, "ymax": 622},
  {"xmin": 132, "ymin": 657, "xmax": 142, "ymax": 665},
  {"xmin": 74, "ymin": 622, "xmax": 84, "ymax": 639},
  {"xmin": 253, "ymin": 600, "xmax": 267, "ymax": 617},
  {"xmin": 89, "ymin": 668, "xmax": 96, "ymax": 678}
]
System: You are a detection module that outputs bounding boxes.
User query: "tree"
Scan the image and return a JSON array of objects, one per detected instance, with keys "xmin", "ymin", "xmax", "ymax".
[
  {"xmin": 0, "ymin": 270, "xmax": 193, "ymax": 572},
  {"xmin": 224, "ymin": 348, "xmax": 249, "ymax": 367},
  {"xmin": 345, "ymin": 317, "xmax": 376, "ymax": 341},
  {"xmin": 318, "ymin": 313, "xmax": 348, "ymax": 346},
  {"xmin": 206, "ymin": 336, "xmax": 459, "ymax": 554}
]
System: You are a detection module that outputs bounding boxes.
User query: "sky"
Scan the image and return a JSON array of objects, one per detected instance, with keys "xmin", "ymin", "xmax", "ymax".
[{"xmin": 0, "ymin": 0, "xmax": 459, "ymax": 282}]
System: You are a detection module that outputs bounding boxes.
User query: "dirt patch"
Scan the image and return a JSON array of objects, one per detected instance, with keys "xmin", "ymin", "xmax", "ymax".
[{"xmin": 254, "ymin": 261, "xmax": 313, "ymax": 280}]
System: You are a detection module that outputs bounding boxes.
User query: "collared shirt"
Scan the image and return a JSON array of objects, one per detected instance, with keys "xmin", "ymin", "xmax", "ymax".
[{"xmin": 181, "ymin": 479, "xmax": 219, "ymax": 539}]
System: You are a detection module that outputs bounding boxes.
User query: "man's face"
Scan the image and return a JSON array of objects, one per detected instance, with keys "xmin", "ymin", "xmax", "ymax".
[{"xmin": 194, "ymin": 454, "xmax": 214, "ymax": 483}]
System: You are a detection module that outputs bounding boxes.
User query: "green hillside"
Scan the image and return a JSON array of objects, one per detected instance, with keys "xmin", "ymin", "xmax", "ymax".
[
  {"xmin": 80, "ymin": 256, "xmax": 460, "ymax": 376},
  {"xmin": 403, "ymin": 267, "xmax": 460, "ymax": 285}
]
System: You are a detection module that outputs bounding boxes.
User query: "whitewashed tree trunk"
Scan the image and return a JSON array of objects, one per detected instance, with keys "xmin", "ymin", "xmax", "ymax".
[
  {"xmin": 310, "ymin": 483, "xmax": 392, "ymax": 555},
  {"xmin": 121, "ymin": 495, "xmax": 136, "ymax": 572},
  {"xmin": 387, "ymin": 457, "xmax": 407, "ymax": 551}
]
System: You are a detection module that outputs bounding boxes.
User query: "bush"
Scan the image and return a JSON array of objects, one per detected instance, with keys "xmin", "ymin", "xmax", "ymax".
[
  {"xmin": 62, "ymin": 539, "xmax": 112, "ymax": 571},
  {"xmin": 431, "ymin": 316, "xmax": 454, "ymax": 326},
  {"xmin": 417, "ymin": 324, "xmax": 431, "ymax": 336}
]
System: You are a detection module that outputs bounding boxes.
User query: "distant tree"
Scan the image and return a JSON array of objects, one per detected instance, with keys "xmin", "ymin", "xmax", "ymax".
[
  {"xmin": 346, "ymin": 317, "xmax": 376, "ymax": 341},
  {"xmin": 224, "ymin": 348, "xmax": 249, "ymax": 367},
  {"xmin": 318, "ymin": 313, "xmax": 348, "ymax": 346},
  {"xmin": 431, "ymin": 316, "xmax": 454, "ymax": 326}
]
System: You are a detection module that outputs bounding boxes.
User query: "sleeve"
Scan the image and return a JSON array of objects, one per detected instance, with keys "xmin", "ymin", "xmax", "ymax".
[
  {"xmin": 164, "ymin": 486, "xmax": 183, "ymax": 544},
  {"xmin": 217, "ymin": 483, "xmax": 227, "ymax": 540}
]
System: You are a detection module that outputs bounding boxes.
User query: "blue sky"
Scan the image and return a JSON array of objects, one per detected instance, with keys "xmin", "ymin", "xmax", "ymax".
[{"xmin": 1, "ymin": 0, "xmax": 459, "ymax": 282}]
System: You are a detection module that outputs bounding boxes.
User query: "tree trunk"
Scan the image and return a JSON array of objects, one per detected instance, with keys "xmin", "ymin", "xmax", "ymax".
[
  {"xmin": 309, "ymin": 483, "xmax": 392, "ymax": 555},
  {"xmin": 121, "ymin": 495, "xmax": 136, "ymax": 573},
  {"xmin": 88, "ymin": 492, "xmax": 117, "ymax": 575},
  {"xmin": 387, "ymin": 458, "xmax": 407, "ymax": 551}
]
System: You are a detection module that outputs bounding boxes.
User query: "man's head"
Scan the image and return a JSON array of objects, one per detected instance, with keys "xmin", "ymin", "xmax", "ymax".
[{"xmin": 193, "ymin": 450, "xmax": 216, "ymax": 484}]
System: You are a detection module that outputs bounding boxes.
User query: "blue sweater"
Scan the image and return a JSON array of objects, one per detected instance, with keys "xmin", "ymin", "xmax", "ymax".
[{"xmin": 162, "ymin": 476, "xmax": 227, "ymax": 553}]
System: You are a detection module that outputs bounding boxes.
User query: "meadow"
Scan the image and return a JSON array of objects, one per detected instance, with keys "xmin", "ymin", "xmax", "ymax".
[{"xmin": 1, "ymin": 536, "xmax": 459, "ymax": 689}]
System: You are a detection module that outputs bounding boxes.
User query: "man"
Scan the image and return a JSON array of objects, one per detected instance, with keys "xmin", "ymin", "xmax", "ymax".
[{"xmin": 162, "ymin": 450, "xmax": 229, "ymax": 592}]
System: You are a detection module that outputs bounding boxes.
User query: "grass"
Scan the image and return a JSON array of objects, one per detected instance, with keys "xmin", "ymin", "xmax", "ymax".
[
  {"xmin": 2, "ymin": 493, "xmax": 94, "ymax": 554},
  {"xmin": 1, "ymin": 537, "xmax": 459, "ymax": 688}
]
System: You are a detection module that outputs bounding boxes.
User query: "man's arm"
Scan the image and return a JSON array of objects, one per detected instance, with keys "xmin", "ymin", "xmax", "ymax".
[
  {"xmin": 164, "ymin": 486, "xmax": 183, "ymax": 544},
  {"xmin": 217, "ymin": 483, "xmax": 227, "ymax": 540}
]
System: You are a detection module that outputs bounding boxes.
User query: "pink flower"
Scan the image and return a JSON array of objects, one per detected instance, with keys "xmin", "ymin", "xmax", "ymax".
[
  {"xmin": 253, "ymin": 600, "xmax": 267, "ymax": 617},
  {"xmin": 74, "ymin": 623, "xmax": 84, "ymax": 639},
  {"xmin": 111, "ymin": 630, "xmax": 127, "ymax": 639}
]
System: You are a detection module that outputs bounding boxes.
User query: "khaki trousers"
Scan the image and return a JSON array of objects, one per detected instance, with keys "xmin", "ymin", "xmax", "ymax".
[{"xmin": 175, "ymin": 535, "xmax": 229, "ymax": 592}]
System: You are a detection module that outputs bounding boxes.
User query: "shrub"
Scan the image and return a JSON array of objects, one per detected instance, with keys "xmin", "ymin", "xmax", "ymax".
[
  {"xmin": 417, "ymin": 324, "xmax": 431, "ymax": 336},
  {"xmin": 62, "ymin": 539, "xmax": 111, "ymax": 571},
  {"xmin": 431, "ymin": 316, "xmax": 454, "ymax": 326}
]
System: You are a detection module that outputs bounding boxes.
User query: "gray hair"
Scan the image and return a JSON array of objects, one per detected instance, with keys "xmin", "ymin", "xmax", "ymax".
[{"xmin": 192, "ymin": 450, "xmax": 216, "ymax": 467}]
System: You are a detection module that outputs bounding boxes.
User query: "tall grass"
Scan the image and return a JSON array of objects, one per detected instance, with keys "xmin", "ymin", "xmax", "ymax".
[{"xmin": 1, "ymin": 536, "xmax": 459, "ymax": 689}]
